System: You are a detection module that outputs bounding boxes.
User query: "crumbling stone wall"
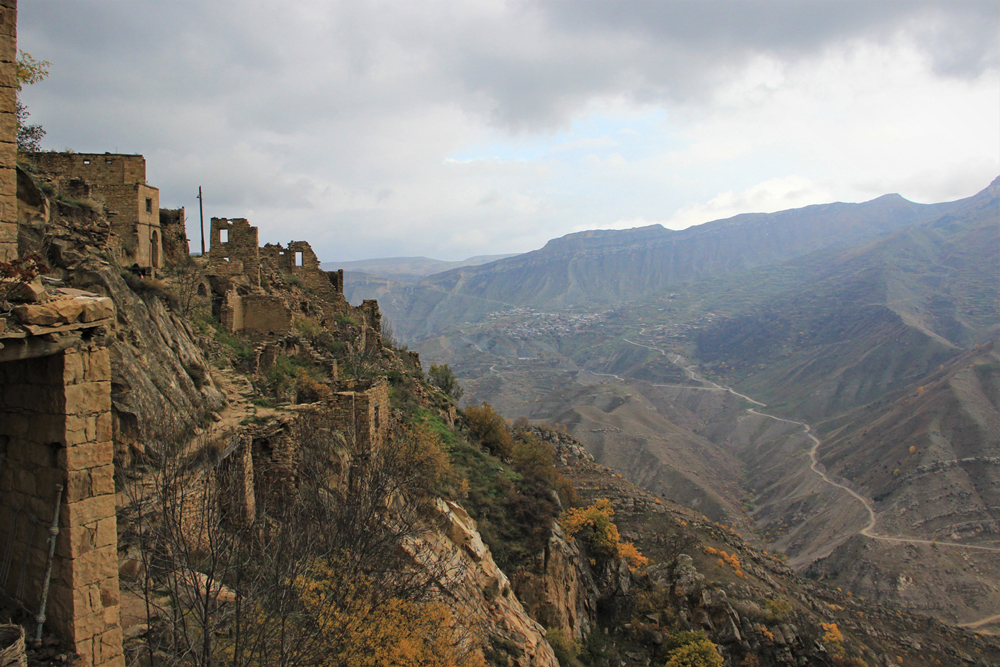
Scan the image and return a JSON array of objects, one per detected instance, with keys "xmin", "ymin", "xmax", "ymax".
[
  {"xmin": 0, "ymin": 343, "xmax": 123, "ymax": 667},
  {"xmin": 208, "ymin": 221, "xmax": 383, "ymax": 347},
  {"xmin": 25, "ymin": 153, "xmax": 162, "ymax": 270},
  {"xmin": 219, "ymin": 291, "xmax": 291, "ymax": 337},
  {"xmin": 158, "ymin": 207, "xmax": 189, "ymax": 266},
  {"xmin": 217, "ymin": 434, "xmax": 256, "ymax": 527},
  {"xmin": 207, "ymin": 218, "xmax": 260, "ymax": 288},
  {"xmin": 327, "ymin": 378, "xmax": 390, "ymax": 452},
  {"xmin": 242, "ymin": 295, "xmax": 292, "ymax": 335},
  {"xmin": 261, "ymin": 241, "xmax": 346, "ymax": 303},
  {"xmin": 0, "ymin": 0, "xmax": 16, "ymax": 262},
  {"xmin": 358, "ymin": 300, "xmax": 383, "ymax": 350},
  {"xmin": 27, "ymin": 153, "xmax": 147, "ymax": 190}
]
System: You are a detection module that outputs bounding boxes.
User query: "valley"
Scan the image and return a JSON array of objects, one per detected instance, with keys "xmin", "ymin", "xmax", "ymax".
[{"xmin": 378, "ymin": 178, "xmax": 1000, "ymax": 634}]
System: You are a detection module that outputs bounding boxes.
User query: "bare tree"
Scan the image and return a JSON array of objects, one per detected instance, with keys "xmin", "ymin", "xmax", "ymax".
[{"xmin": 117, "ymin": 412, "xmax": 463, "ymax": 667}]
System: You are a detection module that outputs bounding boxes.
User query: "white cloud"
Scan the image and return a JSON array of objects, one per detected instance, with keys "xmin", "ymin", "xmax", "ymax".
[{"xmin": 667, "ymin": 177, "xmax": 833, "ymax": 229}]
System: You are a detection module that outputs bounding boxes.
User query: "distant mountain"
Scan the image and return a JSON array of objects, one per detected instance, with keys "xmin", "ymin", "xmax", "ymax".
[
  {"xmin": 351, "ymin": 187, "xmax": 976, "ymax": 341},
  {"xmin": 324, "ymin": 254, "xmax": 517, "ymax": 283},
  {"xmin": 696, "ymin": 175, "xmax": 1000, "ymax": 421}
]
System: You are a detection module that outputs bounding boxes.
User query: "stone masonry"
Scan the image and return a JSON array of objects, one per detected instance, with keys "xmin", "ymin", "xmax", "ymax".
[
  {"xmin": 220, "ymin": 291, "xmax": 291, "ymax": 336},
  {"xmin": 158, "ymin": 207, "xmax": 189, "ymax": 266},
  {"xmin": 26, "ymin": 153, "xmax": 162, "ymax": 270},
  {"xmin": 207, "ymin": 217, "xmax": 384, "ymax": 346},
  {"xmin": 207, "ymin": 218, "xmax": 261, "ymax": 288},
  {"xmin": 326, "ymin": 378, "xmax": 390, "ymax": 452},
  {"xmin": 0, "ymin": 343, "xmax": 123, "ymax": 667},
  {"xmin": 0, "ymin": 0, "xmax": 15, "ymax": 262}
]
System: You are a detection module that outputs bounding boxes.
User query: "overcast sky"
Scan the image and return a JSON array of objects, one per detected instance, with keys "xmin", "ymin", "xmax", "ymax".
[{"xmin": 19, "ymin": 1, "xmax": 999, "ymax": 262}]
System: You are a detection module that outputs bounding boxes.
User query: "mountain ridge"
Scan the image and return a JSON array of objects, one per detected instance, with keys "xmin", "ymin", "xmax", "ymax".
[{"xmin": 347, "ymin": 181, "xmax": 992, "ymax": 341}]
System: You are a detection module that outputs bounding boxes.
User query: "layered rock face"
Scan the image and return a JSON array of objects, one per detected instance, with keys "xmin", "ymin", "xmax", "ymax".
[
  {"xmin": 407, "ymin": 499, "xmax": 558, "ymax": 667},
  {"xmin": 512, "ymin": 522, "xmax": 598, "ymax": 643}
]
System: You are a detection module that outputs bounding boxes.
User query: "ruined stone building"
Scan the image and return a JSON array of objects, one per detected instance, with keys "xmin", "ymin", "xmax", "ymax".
[
  {"xmin": 26, "ymin": 152, "xmax": 164, "ymax": 271},
  {"xmin": 158, "ymin": 207, "xmax": 190, "ymax": 266},
  {"xmin": 205, "ymin": 216, "xmax": 383, "ymax": 348},
  {"xmin": 221, "ymin": 377, "xmax": 390, "ymax": 520}
]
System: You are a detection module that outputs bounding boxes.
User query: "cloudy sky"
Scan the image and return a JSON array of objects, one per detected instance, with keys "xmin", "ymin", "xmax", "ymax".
[{"xmin": 19, "ymin": 1, "xmax": 999, "ymax": 262}]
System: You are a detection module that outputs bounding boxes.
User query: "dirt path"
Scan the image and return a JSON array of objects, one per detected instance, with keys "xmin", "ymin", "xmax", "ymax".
[
  {"xmin": 620, "ymin": 335, "xmax": 1000, "ymax": 627},
  {"xmin": 959, "ymin": 613, "xmax": 1000, "ymax": 630},
  {"xmin": 179, "ymin": 366, "xmax": 284, "ymax": 459}
]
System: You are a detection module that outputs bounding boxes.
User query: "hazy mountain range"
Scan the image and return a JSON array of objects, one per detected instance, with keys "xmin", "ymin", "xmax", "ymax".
[
  {"xmin": 322, "ymin": 254, "xmax": 517, "ymax": 283},
  {"xmin": 343, "ymin": 186, "xmax": 979, "ymax": 341}
]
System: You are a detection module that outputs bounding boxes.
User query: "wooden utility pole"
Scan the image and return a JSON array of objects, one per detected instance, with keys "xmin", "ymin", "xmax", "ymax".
[{"xmin": 196, "ymin": 186, "xmax": 205, "ymax": 255}]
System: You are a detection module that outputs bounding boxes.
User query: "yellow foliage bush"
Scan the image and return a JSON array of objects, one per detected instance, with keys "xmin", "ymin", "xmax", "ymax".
[
  {"xmin": 561, "ymin": 498, "xmax": 648, "ymax": 572},
  {"xmin": 822, "ymin": 622, "xmax": 845, "ymax": 656},
  {"xmin": 664, "ymin": 638, "xmax": 724, "ymax": 667},
  {"xmin": 293, "ymin": 558, "xmax": 484, "ymax": 667},
  {"xmin": 702, "ymin": 546, "xmax": 744, "ymax": 578},
  {"xmin": 395, "ymin": 420, "xmax": 459, "ymax": 496}
]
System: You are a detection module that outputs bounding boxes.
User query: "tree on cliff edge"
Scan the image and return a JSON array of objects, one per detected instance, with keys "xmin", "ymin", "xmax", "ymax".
[{"xmin": 16, "ymin": 50, "xmax": 49, "ymax": 152}]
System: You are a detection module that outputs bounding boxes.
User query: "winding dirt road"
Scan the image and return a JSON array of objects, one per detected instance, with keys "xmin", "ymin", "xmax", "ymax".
[{"xmin": 617, "ymin": 336, "xmax": 1000, "ymax": 556}]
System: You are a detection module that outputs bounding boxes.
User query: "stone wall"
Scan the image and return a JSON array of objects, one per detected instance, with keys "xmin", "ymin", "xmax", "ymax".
[
  {"xmin": 242, "ymin": 295, "xmax": 291, "ymax": 335},
  {"xmin": 219, "ymin": 290, "xmax": 243, "ymax": 333},
  {"xmin": 327, "ymin": 378, "xmax": 389, "ymax": 452},
  {"xmin": 217, "ymin": 434, "xmax": 256, "ymax": 527},
  {"xmin": 25, "ymin": 153, "xmax": 162, "ymax": 270},
  {"xmin": 0, "ymin": 0, "xmax": 16, "ymax": 262},
  {"xmin": 159, "ymin": 207, "xmax": 189, "ymax": 266},
  {"xmin": 358, "ymin": 300, "xmax": 383, "ymax": 350},
  {"xmin": 0, "ymin": 343, "xmax": 123, "ymax": 667},
  {"xmin": 261, "ymin": 240, "xmax": 346, "ymax": 303},
  {"xmin": 100, "ymin": 183, "xmax": 160, "ymax": 268},
  {"xmin": 26, "ymin": 153, "xmax": 147, "ymax": 189},
  {"xmin": 207, "ymin": 218, "xmax": 260, "ymax": 288}
]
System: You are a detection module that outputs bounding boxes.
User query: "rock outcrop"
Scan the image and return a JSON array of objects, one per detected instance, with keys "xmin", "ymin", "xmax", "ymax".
[
  {"xmin": 511, "ymin": 522, "xmax": 598, "ymax": 642},
  {"xmin": 406, "ymin": 499, "xmax": 558, "ymax": 667}
]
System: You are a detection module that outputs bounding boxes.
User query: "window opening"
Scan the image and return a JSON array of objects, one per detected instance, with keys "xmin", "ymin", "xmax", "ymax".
[
  {"xmin": 145, "ymin": 198, "xmax": 152, "ymax": 213},
  {"xmin": 220, "ymin": 229, "xmax": 229, "ymax": 243},
  {"xmin": 83, "ymin": 159, "xmax": 91, "ymax": 165},
  {"xmin": 295, "ymin": 251, "xmax": 304, "ymax": 267}
]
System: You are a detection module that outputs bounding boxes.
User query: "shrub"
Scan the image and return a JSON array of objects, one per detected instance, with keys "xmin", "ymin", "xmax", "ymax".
[
  {"xmin": 439, "ymin": 415, "xmax": 560, "ymax": 571},
  {"xmin": 545, "ymin": 628, "xmax": 582, "ymax": 667},
  {"xmin": 429, "ymin": 363, "xmax": 464, "ymax": 401},
  {"xmin": 0, "ymin": 252, "xmax": 47, "ymax": 309},
  {"xmin": 333, "ymin": 313, "xmax": 358, "ymax": 327},
  {"xmin": 663, "ymin": 637, "xmax": 724, "ymax": 667},
  {"xmin": 295, "ymin": 317, "xmax": 324, "ymax": 339},
  {"xmin": 821, "ymin": 622, "xmax": 845, "ymax": 656},
  {"xmin": 560, "ymin": 499, "xmax": 648, "ymax": 572},
  {"xmin": 764, "ymin": 598, "xmax": 791, "ymax": 620},
  {"xmin": 463, "ymin": 402, "xmax": 514, "ymax": 458},
  {"xmin": 394, "ymin": 420, "xmax": 459, "ymax": 497},
  {"xmin": 292, "ymin": 559, "xmax": 484, "ymax": 667}
]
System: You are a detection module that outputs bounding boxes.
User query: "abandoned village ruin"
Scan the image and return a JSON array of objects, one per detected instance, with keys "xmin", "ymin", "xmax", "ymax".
[{"xmin": 0, "ymin": 1, "xmax": 408, "ymax": 663}]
